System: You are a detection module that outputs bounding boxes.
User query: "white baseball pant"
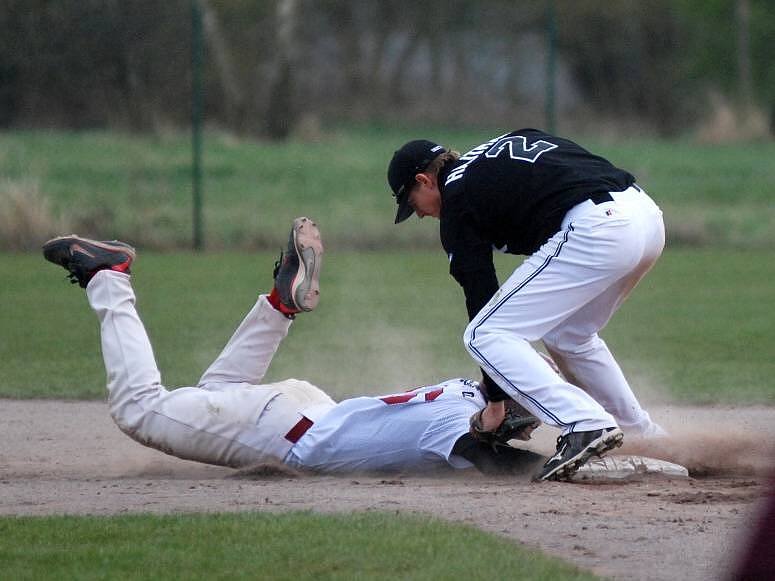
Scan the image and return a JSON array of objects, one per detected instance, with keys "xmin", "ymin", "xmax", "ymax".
[
  {"xmin": 464, "ymin": 185, "xmax": 666, "ymax": 437},
  {"xmin": 87, "ymin": 270, "xmax": 335, "ymax": 468}
]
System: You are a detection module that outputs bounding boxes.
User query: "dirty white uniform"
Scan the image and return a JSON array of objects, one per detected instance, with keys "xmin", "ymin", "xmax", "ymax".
[
  {"xmin": 287, "ymin": 379, "xmax": 484, "ymax": 473},
  {"xmin": 88, "ymin": 270, "xmax": 482, "ymax": 471}
]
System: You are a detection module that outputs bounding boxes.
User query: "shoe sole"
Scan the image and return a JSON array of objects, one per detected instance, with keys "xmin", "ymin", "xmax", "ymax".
[
  {"xmin": 289, "ymin": 217, "xmax": 323, "ymax": 312},
  {"xmin": 538, "ymin": 428, "xmax": 624, "ymax": 482},
  {"xmin": 43, "ymin": 235, "xmax": 136, "ymax": 266}
]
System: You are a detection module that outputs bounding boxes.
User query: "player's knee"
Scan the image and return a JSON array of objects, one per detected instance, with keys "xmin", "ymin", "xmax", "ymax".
[
  {"xmin": 464, "ymin": 321, "xmax": 500, "ymax": 361},
  {"xmin": 463, "ymin": 320, "xmax": 481, "ymax": 354},
  {"xmin": 109, "ymin": 405, "xmax": 144, "ymax": 437},
  {"xmin": 463, "ymin": 322, "xmax": 473, "ymax": 348},
  {"xmin": 463, "ymin": 332, "xmax": 479, "ymax": 364}
]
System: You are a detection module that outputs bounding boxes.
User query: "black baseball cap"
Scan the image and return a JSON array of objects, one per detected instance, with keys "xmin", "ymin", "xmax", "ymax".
[{"xmin": 387, "ymin": 139, "xmax": 447, "ymax": 224}]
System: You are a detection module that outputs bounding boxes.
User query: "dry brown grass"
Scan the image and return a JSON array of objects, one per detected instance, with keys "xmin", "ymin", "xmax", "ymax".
[
  {"xmin": 0, "ymin": 181, "xmax": 194, "ymax": 251},
  {"xmin": 0, "ymin": 179, "xmax": 71, "ymax": 251},
  {"xmin": 695, "ymin": 92, "xmax": 771, "ymax": 144}
]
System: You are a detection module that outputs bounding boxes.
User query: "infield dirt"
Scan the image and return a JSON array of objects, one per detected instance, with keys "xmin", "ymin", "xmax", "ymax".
[{"xmin": 2, "ymin": 400, "xmax": 773, "ymax": 581}]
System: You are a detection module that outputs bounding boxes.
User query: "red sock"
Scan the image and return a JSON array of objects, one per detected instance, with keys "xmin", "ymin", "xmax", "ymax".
[{"xmin": 268, "ymin": 287, "xmax": 298, "ymax": 318}]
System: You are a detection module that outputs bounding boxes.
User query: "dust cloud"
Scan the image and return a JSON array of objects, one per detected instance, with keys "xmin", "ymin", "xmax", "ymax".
[{"xmin": 622, "ymin": 423, "xmax": 775, "ymax": 478}]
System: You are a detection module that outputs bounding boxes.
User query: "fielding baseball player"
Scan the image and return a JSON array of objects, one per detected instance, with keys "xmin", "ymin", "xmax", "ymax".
[
  {"xmin": 42, "ymin": 219, "xmax": 544, "ymax": 476},
  {"xmin": 388, "ymin": 129, "xmax": 667, "ymax": 481}
]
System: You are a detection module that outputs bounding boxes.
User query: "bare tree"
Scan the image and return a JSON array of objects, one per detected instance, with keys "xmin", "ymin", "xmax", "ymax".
[
  {"xmin": 202, "ymin": 0, "xmax": 246, "ymax": 130},
  {"xmin": 264, "ymin": 0, "xmax": 299, "ymax": 139},
  {"xmin": 736, "ymin": 0, "xmax": 753, "ymax": 107}
]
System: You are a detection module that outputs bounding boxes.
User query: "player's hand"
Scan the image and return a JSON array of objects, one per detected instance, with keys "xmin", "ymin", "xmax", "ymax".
[{"xmin": 469, "ymin": 406, "xmax": 542, "ymax": 449}]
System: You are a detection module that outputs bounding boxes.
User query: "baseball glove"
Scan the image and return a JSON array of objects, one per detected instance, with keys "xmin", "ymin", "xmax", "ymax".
[{"xmin": 469, "ymin": 406, "xmax": 541, "ymax": 449}]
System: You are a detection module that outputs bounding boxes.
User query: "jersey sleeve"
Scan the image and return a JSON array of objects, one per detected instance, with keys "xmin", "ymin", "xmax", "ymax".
[
  {"xmin": 441, "ymin": 220, "xmax": 499, "ymax": 320},
  {"xmin": 451, "ymin": 433, "xmax": 546, "ymax": 475},
  {"xmin": 479, "ymin": 373, "xmax": 510, "ymax": 402}
]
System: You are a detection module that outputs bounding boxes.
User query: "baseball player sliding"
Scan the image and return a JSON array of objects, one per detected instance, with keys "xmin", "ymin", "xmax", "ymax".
[
  {"xmin": 42, "ymin": 218, "xmax": 544, "ymax": 477},
  {"xmin": 388, "ymin": 129, "xmax": 667, "ymax": 481}
]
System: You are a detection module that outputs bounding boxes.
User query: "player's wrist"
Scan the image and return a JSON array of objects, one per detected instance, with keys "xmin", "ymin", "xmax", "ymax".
[{"xmin": 480, "ymin": 401, "xmax": 506, "ymax": 431}]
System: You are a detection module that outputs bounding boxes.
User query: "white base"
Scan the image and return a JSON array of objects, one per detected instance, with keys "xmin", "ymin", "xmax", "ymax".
[{"xmin": 571, "ymin": 455, "xmax": 689, "ymax": 482}]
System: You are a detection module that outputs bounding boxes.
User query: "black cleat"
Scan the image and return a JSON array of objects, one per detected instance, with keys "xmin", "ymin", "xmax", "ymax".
[
  {"xmin": 43, "ymin": 235, "xmax": 136, "ymax": 288},
  {"xmin": 272, "ymin": 217, "xmax": 323, "ymax": 313},
  {"xmin": 535, "ymin": 427, "xmax": 624, "ymax": 482}
]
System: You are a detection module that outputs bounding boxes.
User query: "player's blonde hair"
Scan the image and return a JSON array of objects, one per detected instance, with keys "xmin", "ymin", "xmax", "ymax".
[{"xmin": 426, "ymin": 150, "xmax": 460, "ymax": 176}]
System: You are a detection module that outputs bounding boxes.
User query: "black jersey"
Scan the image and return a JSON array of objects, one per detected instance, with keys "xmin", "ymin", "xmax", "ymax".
[{"xmin": 439, "ymin": 128, "xmax": 635, "ymax": 321}]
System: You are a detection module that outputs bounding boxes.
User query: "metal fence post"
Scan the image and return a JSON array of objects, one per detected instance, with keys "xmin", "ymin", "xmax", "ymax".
[
  {"xmin": 191, "ymin": 0, "xmax": 204, "ymax": 251},
  {"xmin": 545, "ymin": 0, "xmax": 557, "ymax": 134}
]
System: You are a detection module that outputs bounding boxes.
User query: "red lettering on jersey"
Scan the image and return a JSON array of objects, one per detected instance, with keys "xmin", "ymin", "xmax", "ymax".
[
  {"xmin": 380, "ymin": 393, "xmax": 416, "ymax": 404},
  {"xmin": 381, "ymin": 388, "xmax": 446, "ymax": 405},
  {"xmin": 424, "ymin": 388, "xmax": 444, "ymax": 402}
]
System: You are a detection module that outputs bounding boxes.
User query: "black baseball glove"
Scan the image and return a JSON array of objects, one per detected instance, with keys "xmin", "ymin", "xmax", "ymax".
[{"xmin": 469, "ymin": 406, "xmax": 541, "ymax": 450}]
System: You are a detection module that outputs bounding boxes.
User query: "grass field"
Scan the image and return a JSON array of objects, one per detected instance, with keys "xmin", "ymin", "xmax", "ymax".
[
  {"xmin": 2, "ymin": 248, "xmax": 773, "ymax": 404},
  {"xmin": 0, "ymin": 511, "xmax": 597, "ymax": 580},
  {"xmin": 1, "ymin": 126, "xmax": 774, "ymax": 250},
  {"xmin": 1, "ymin": 127, "xmax": 773, "ymax": 578}
]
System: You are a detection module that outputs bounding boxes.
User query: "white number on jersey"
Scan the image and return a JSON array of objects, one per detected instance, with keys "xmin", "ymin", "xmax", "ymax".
[{"xmin": 484, "ymin": 135, "xmax": 558, "ymax": 163}]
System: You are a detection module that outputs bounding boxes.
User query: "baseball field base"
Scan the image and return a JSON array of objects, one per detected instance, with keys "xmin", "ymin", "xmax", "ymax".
[{"xmin": 570, "ymin": 455, "xmax": 689, "ymax": 482}]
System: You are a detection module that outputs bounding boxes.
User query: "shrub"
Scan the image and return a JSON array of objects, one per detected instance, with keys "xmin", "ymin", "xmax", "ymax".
[{"xmin": 0, "ymin": 180, "xmax": 70, "ymax": 250}]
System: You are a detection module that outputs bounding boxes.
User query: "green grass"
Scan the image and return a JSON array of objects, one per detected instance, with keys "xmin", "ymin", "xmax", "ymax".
[
  {"xmin": 0, "ymin": 511, "xmax": 597, "ymax": 580},
  {"xmin": 2, "ymin": 248, "xmax": 773, "ymax": 404},
  {"xmin": 0, "ymin": 127, "xmax": 770, "ymax": 579},
  {"xmin": 602, "ymin": 249, "xmax": 775, "ymax": 403},
  {"xmin": 585, "ymin": 137, "xmax": 775, "ymax": 247},
  {"xmin": 1, "ymin": 126, "xmax": 773, "ymax": 403},
  {"xmin": 1, "ymin": 126, "xmax": 773, "ymax": 249}
]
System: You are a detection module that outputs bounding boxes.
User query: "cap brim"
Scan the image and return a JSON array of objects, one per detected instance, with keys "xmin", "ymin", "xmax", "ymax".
[{"xmin": 394, "ymin": 194, "xmax": 415, "ymax": 224}]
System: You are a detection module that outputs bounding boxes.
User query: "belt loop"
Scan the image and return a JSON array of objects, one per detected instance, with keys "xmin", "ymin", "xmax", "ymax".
[
  {"xmin": 285, "ymin": 415, "xmax": 313, "ymax": 443},
  {"xmin": 590, "ymin": 192, "xmax": 614, "ymax": 205}
]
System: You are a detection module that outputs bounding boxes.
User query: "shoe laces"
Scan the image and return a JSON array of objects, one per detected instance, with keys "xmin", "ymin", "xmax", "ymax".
[
  {"xmin": 65, "ymin": 263, "xmax": 89, "ymax": 286},
  {"xmin": 272, "ymin": 251, "xmax": 284, "ymax": 279}
]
